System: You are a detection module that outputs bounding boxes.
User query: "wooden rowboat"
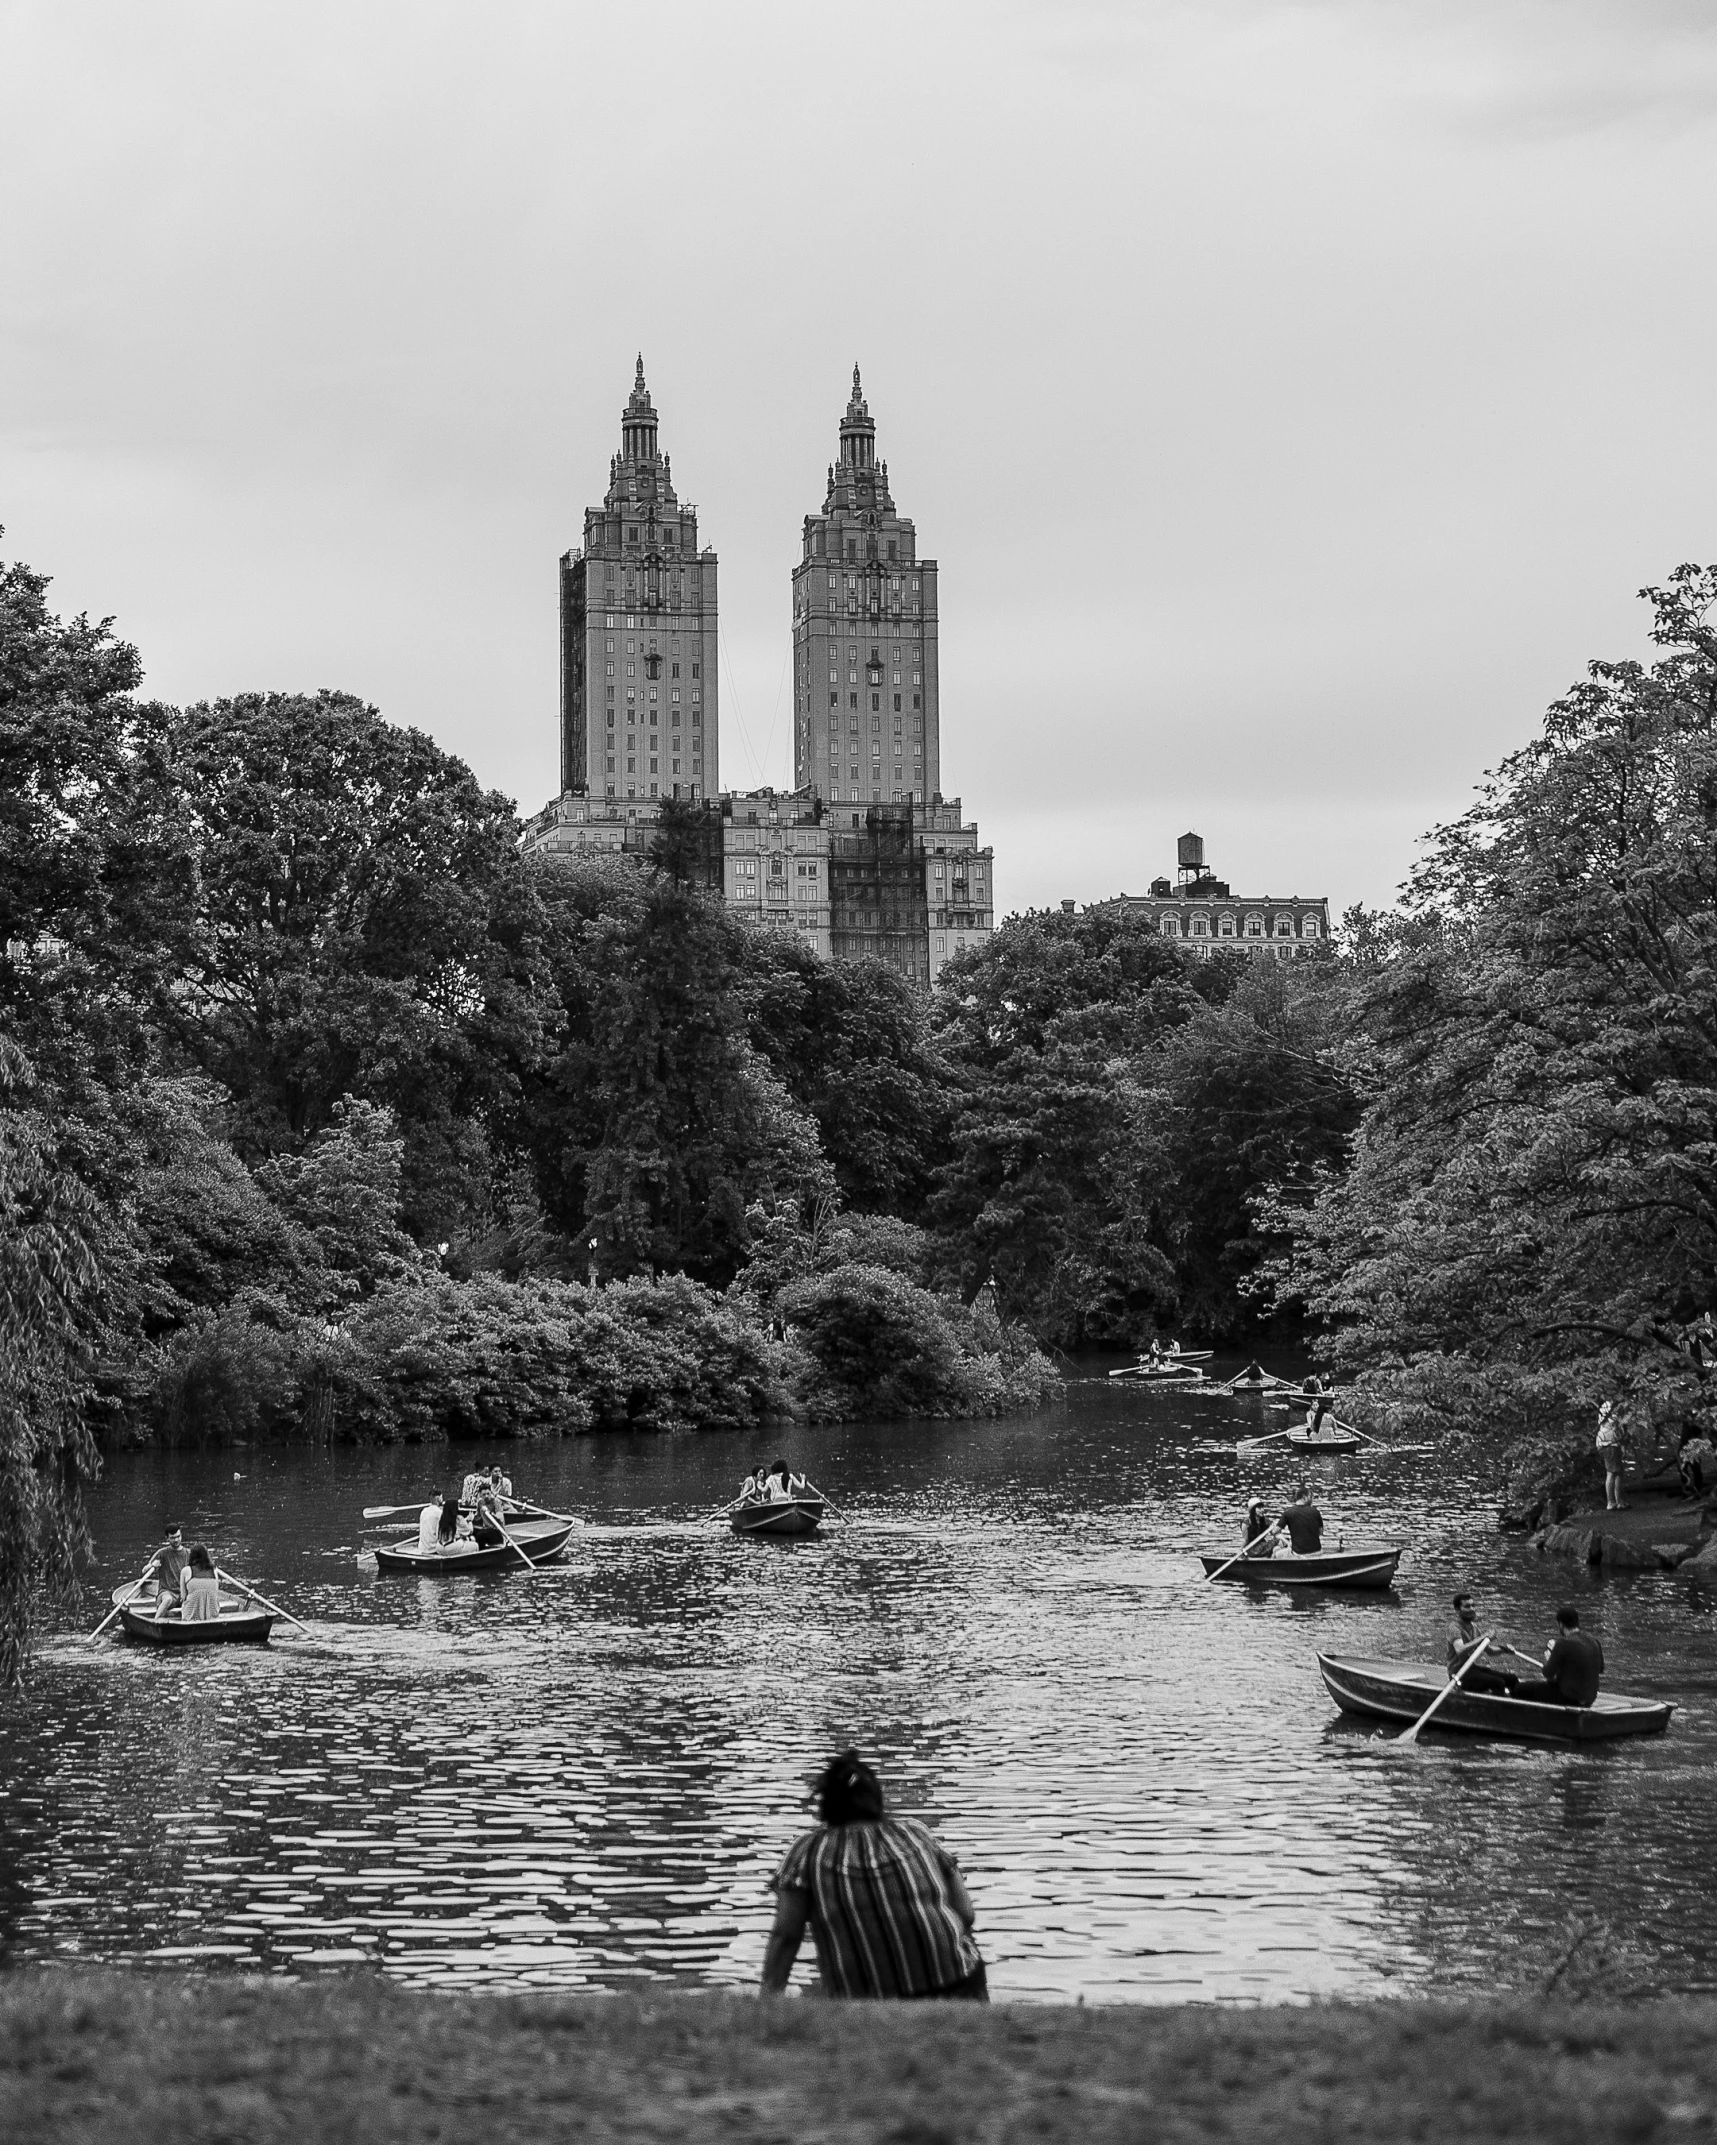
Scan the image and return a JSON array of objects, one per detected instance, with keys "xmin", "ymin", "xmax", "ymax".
[
  {"xmin": 1200, "ymin": 1545, "xmax": 1402, "ymax": 1590},
  {"xmin": 1318, "ymin": 1653, "xmax": 1674, "ymax": 1744},
  {"xmin": 731, "ymin": 1497, "xmax": 826, "ymax": 1538},
  {"xmin": 1285, "ymin": 1427, "xmax": 1367, "ymax": 1455},
  {"xmin": 374, "ymin": 1517, "xmax": 575, "ymax": 1573},
  {"xmin": 111, "ymin": 1583, "xmax": 275, "ymax": 1645}
]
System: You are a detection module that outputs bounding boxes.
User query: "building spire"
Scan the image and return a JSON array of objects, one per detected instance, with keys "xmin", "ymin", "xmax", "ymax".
[
  {"xmin": 840, "ymin": 364, "xmax": 876, "ymax": 471},
  {"xmin": 621, "ymin": 356, "xmax": 658, "ymax": 462}
]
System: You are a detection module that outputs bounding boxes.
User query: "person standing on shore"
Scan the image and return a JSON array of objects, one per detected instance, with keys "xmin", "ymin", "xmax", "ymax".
[
  {"xmin": 760, "ymin": 1751, "xmax": 987, "ymax": 2001},
  {"xmin": 1596, "ymin": 1401, "xmax": 1627, "ymax": 1512}
]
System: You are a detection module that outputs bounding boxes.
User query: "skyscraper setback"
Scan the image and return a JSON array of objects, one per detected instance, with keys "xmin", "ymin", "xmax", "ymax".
[
  {"xmin": 792, "ymin": 368, "xmax": 939, "ymax": 808},
  {"xmin": 557, "ymin": 359, "xmax": 719, "ymax": 803}
]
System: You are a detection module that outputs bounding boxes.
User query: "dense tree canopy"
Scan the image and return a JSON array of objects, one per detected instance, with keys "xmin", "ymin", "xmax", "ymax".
[{"xmin": 1261, "ymin": 566, "xmax": 1717, "ymax": 1476}]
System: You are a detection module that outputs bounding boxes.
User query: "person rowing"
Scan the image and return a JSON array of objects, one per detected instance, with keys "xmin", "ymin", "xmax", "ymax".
[
  {"xmin": 1509, "ymin": 1605, "xmax": 1604, "ymax": 1707},
  {"xmin": 141, "ymin": 1523, "xmax": 190, "ymax": 1606},
  {"xmin": 1278, "ymin": 1483, "xmax": 1324, "ymax": 1554},
  {"xmin": 1447, "ymin": 1591, "xmax": 1520, "ymax": 1697},
  {"xmin": 1297, "ymin": 1376, "xmax": 1335, "ymax": 1438}
]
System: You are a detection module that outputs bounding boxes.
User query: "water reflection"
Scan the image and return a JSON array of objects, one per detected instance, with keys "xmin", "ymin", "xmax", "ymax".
[{"xmin": 2, "ymin": 1378, "xmax": 1713, "ymax": 2001}]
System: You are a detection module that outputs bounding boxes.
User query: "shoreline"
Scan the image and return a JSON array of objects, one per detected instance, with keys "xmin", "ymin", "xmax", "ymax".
[{"xmin": 3, "ymin": 1973, "xmax": 1713, "ymax": 2143}]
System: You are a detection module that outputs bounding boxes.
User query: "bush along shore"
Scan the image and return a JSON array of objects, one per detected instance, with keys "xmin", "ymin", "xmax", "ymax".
[{"xmin": 6, "ymin": 1975, "xmax": 1717, "ymax": 2145}]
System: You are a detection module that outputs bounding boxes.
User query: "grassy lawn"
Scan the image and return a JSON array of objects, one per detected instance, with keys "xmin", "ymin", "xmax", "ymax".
[{"xmin": 3, "ymin": 1973, "xmax": 1713, "ymax": 2143}]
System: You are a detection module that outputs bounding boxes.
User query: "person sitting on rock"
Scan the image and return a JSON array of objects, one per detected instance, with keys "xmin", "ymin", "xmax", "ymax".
[{"xmin": 1511, "ymin": 1606, "xmax": 1604, "ymax": 1708}]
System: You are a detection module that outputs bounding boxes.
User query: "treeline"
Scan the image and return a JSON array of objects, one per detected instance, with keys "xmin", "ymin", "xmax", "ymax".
[{"xmin": 1258, "ymin": 566, "xmax": 1717, "ymax": 1502}]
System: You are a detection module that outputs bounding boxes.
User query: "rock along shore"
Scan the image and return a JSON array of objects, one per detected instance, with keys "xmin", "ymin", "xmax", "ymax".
[
  {"xmin": 4, "ymin": 1973, "xmax": 1716, "ymax": 2144},
  {"xmin": 1526, "ymin": 1485, "xmax": 1717, "ymax": 1573}
]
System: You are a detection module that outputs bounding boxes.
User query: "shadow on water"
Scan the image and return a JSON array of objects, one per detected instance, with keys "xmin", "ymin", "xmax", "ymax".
[{"xmin": 4, "ymin": 1371, "xmax": 1715, "ymax": 2002}]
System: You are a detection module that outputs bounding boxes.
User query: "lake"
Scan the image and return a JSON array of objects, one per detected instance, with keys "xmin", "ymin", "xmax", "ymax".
[{"xmin": 5, "ymin": 1371, "xmax": 1716, "ymax": 2003}]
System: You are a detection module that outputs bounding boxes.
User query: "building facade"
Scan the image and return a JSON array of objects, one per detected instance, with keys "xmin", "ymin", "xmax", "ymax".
[
  {"xmin": 790, "ymin": 369, "xmax": 940, "ymax": 810},
  {"xmin": 527, "ymin": 362, "xmax": 995, "ymax": 986},
  {"xmin": 557, "ymin": 359, "xmax": 718, "ymax": 804},
  {"xmin": 1082, "ymin": 832, "xmax": 1329, "ymax": 958}
]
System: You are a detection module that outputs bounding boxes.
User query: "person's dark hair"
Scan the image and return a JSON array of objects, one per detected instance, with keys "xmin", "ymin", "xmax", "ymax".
[
  {"xmin": 1453, "ymin": 1592, "xmax": 1472, "ymax": 1610},
  {"xmin": 165, "ymin": 1523, "xmax": 183, "ymax": 1538},
  {"xmin": 1557, "ymin": 1605, "xmax": 1580, "ymax": 1628},
  {"xmin": 188, "ymin": 1544, "xmax": 215, "ymax": 1577},
  {"xmin": 771, "ymin": 1457, "xmax": 789, "ymax": 1477},
  {"xmin": 814, "ymin": 1749, "xmax": 885, "ymax": 1827},
  {"xmin": 438, "ymin": 1495, "xmax": 460, "ymax": 1545}
]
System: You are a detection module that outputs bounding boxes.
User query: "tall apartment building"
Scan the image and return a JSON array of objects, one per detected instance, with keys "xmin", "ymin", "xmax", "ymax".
[
  {"xmin": 791, "ymin": 370, "xmax": 940, "ymax": 814},
  {"xmin": 557, "ymin": 359, "xmax": 718, "ymax": 803}
]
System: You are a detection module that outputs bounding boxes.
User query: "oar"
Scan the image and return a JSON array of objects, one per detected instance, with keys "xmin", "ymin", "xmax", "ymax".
[
  {"xmin": 481, "ymin": 1507, "xmax": 546, "ymax": 1573},
  {"xmin": 1326, "ymin": 1413, "xmax": 1390, "ymax": 1450},
  {"xmin": 1203, "ymin": 1522, "xmax": 1282, "ymax": 1582},
  {"xmin": 216, "ymin": 1567, "xmax": 311, "ymax": 1636},
  {"xmin": 504, "ymin": 1498, "xmax": 577, "ymax": 1526},
  {"xmin": 89, "ymin": 1575, "xmax": 151, "ymax": 1641},
  {"xmin": 362, "ymin": 1503, "xmax": 431, "ymax": 1520},
  {"xmin": 1399, "ymin": 1638, "xmax": 1492, "ymax": 1747},
  {"xmin": 1237, "ymin": 1429, "xmax": 1294, "ymax": 1452}
]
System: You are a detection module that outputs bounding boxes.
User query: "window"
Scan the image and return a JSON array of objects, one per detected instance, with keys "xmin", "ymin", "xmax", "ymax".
[
  {"xmin": 830, "ymin": 691, "xmax": 838, "ymax": 708},
  {"xmin": 1219, "ymin": 915, "xmax": 1235, "ymax": 938},
  {"xmin": 605, "ymin": 663, "xmax": 615, "ymax": 677},
  {"xmin": 1160, "ymin": 916, "xmax": 1180, "ymax": 937},
  {"xmin": 913, "ymin": 694, "xmax": 921, "ymax": 709},
  {"xmin": 627, "ymin": 662, "xmax": 636, "ymax": 677},
  {"xmin": 1245, "ymin": 915, "xmax": 1263, "ymax": 937},
  {"xmin": 887, "ymin": 540, "xmax": 897, "ymax": 560},
  {"xmin": 606, "ymin": 711, "xmax": 614, "ymax": 728},
  {"xmin": 1275, "ymin": 916, "xmax": 1293, "ymax": 938},
  {"xmin": 671, "ymin": 663, "xmax": 679, "ymax": 678},
  {"xmin": 691, "ymin": 664, "xmax": 700, "ymax": 678},
  {"xmin": 893, "ymin": 694, "xmax": 901, "ymax": 712},
  {"xmin": 850, "ymin": 693, "xmax": 859, "ymax": 709},
  {"xmin": 871, "ymin": 693, "xmax": 880, "ymax": 711},
  {"xmin": 1301, "ymin": 916, "xmax": 1321, "ymax": 938}
]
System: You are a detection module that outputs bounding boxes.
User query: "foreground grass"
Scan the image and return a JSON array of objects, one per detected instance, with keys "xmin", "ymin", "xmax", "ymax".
[{"xmin": 2, "ymin": 1973, "xmax": 1711, "ymax": 2144}]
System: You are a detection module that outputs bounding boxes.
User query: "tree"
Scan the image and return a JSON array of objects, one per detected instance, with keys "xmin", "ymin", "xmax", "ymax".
[
  {"xmin": 0, "ymin": 542, "xmax": 191, "ymax": 1085},
  {"xmin": 523, "ymin": 862, "xmax": 830, "ymax": 1283},
  {"xmin": 0, "ymin": 1041, "xmax": 107, "ymax": 1683},
  {"xmin": 165, "ymin": 690, "xmax": 550, "ymax": 1241},
  {"xmin": 740, "ymin": 931, "xmax": 952, "ymax": 1217},
  {"xmin": 1261, "ymin": 566, "xmax": 1717, "ymax": 1477}
]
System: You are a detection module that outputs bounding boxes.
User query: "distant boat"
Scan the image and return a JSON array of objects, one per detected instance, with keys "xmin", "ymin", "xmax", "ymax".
[
  {"xmin": 731, "ymin": 1496, "xmax": 826, "ymax": 1538},
  {"xmin": 1199, "ymin": 1546, "xmax": 1402, "ymax": 1590},
  {"xmin": 111, "ymin": 1583, "xmax": 274, "ymax": 1646},
  {"xmin": 1285, "ymin": 1426, "xmax": 1367, "ymax": 1455},
  {"xmin": 1318, "ymin": 1653, "xmax": 1674, "ymax": 1743}
]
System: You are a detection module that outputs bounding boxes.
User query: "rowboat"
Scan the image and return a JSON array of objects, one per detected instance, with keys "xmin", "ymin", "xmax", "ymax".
[
  {"xmin": 1200, "ymin": 1545, "xmax": 1402, "ymax": 1589},
  {"xmin": 1114, "ymin": 1364, "xmax": 1207, "ymax": 1386},
  {"xmin": 1285, "ymin": 1426, "xmax": 1367, "ymax": 1455},
  {"xmin": 111, "ymin": 1583, "xmax": 275, "ymax": 1645},
  {"xmin": 1318, "ymin": 1653, "xmax": 1674, "ymax": 1743},
  {"xmin": 1110, "ymin": 1352, "xmax": 1212, "ymax": 1381},
  {"xmin": 374, "ymin": 1517, "xmax": 576, "ymax": 1573},
  {"xmin": 731, "ymin": 1497, "xmax": 826, "ymax": 1538}
]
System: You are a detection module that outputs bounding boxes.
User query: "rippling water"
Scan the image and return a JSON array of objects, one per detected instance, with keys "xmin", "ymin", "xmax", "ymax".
[{"xmin": 4, "ymin": 1373, "xmax": 1716, "ymax": 2003}]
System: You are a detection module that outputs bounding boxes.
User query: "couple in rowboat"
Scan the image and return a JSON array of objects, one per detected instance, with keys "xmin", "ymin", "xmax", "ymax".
[
  {"xmin": 1242, "ymin": 1486, "xmax": 1324, "ymax": 1557},
  {"xmin": 739, "ymin": 1458, "xmax": 813, "ymax": 1505},
  {"xmin": 139, "ymin": 1524, "xmax": 226, "ymax": 1620},
  {"xmin": 1448, "ymin": 1592, "xmax": 1605, "ymax": 1705}
]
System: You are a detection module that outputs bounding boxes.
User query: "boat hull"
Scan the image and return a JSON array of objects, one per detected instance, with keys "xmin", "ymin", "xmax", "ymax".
[
  {"xmin": 116, "ymin": 1594, "xmax": 274, "ymax": 1644},
  {"xmin": 374, "ymin": 1518, "xmax": 576, "ymax": 1573},
  {"xmin": 1318, "ymin": 1652, "xmax": 1674, "ymax": 1743},
  {"xmin": 732, "ymin": 1499, "xmax": 826, "ymax": 1538},
  {"xmin": 1200, "ymin": 1547, "xmax": 1402, "ymax": 1590},
  {"xmin": 1285, "ymin": 1430, "xmax": 1365, "ymax": 1454}
]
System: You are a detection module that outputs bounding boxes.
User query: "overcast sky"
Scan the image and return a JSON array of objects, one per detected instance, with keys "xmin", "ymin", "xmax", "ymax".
[{"xmin": 4, "ymin": 0, "xmax": 1714, "ymax": 920}]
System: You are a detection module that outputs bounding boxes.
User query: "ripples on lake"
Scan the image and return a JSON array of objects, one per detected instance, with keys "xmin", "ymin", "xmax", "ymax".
[{"xmin": 5, "ymin": 1376, "xmax": 1717, "ymax": 2002}]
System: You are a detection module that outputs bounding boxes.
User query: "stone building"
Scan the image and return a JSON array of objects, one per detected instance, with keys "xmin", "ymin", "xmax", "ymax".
[
  {"xmin": 557, "ymin": 359, "xmax": 718, "ymax": 804},
  {"xmin": 527, "ymin": 362, "xmax": 996, "ymax": 986},
  {"xmin": 790, "ymin": 369, "xmax": 940, "ymax": 810},
  {"xmin": 1081, "ymin": 833, "xmax": 1329, "ymax": 958}
]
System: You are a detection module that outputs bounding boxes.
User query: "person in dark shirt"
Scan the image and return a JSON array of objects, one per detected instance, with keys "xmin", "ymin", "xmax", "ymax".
[
  {"xmin": 1278, "ymin": 1485, "xmax": 1324, "ymax": 1554},
  {"xmin": 1512, "ymin": 1606, "xmax": 1604, "ymax": 1707}
]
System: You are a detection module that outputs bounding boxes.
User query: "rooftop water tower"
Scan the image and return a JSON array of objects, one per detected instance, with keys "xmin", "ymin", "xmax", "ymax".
[{"xmin": 1176, "ymin": 831, "xmax": 1205, "ymax": 888}]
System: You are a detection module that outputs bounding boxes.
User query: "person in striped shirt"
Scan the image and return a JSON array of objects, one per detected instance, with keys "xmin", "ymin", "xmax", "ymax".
[{"xmin": 760, "ymin": 1750, "xmax": 987, "ymax": 2001}]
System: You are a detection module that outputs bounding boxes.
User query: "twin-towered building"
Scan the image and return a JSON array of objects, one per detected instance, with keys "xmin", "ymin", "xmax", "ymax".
[{"xmin": 528, "ymin": 361, "xmax": 993, "ymax": 984}]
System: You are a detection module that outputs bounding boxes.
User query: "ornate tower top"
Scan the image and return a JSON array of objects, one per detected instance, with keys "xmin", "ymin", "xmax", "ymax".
[
  {"xmin": 839, "ymin": 363, "xmax": 876, "ymax": 472},
  {"xmin": 621, "ymin": 356, "xmax": 659, "ymax": 462}
]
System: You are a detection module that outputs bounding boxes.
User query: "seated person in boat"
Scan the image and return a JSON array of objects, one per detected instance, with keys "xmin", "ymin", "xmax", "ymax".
[
  {"xmin": 1510, "ymin": 1606, "xmax": 1605, "ymax": 1707},
  {"xmin": 417, "ymin": 1493, "xmax": 472, "ymax": 1555},
  {"xmin": 1278, "ymin": 1487, "xmax": 1323, "ymax": 1554},
  {"xmin": 180, "ymin": 1544, "xmax": 223, "ymax": 1622},
  {"xmin": 1243, "ymin": 1497, "xmax": 1275, "ymax": 1556},
  {"xmin": 143, "ymin": 1524, "xmax": 190, "ymax": 1603},
  {"xmin": 1447, "ymin": 1592, "xmax": 1520, "ymax": 1697},
  {"xmin": 488, "ymin": 1464, "xmax": 514, "ymax": 1506},
  {"xmin": 461, "ymin": 1468, "xmax": 490, "ymax": 1508},
  {"xmin": 738, "ymin": 1468, "xmax": 763, "ymax": 1504},
  {"xmin": 764, "ymin": 1458, "xmax": 793, "ymax": 1501}
]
